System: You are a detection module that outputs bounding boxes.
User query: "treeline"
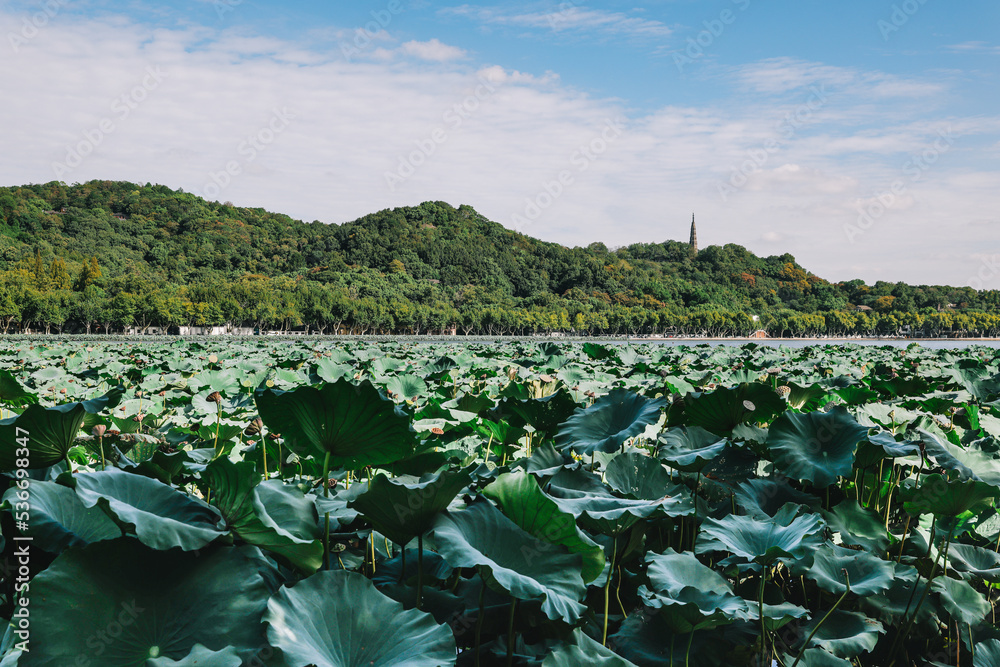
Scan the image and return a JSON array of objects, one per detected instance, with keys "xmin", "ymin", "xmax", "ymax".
[
  {"xmin": 3, "ymin": 257, "xmax": 997, "ymax": 337},
  {"xmin": 1, "ymin": 179, "xmax": 998, "ymax": 337}
]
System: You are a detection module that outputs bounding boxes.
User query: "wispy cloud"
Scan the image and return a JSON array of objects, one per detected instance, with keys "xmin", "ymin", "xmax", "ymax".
[
  {"xmin": 443, "ymin": 4, "xmax": 672, "ymax": 40},
  {"xmin": 947, "ymin": 41, "xmax": 1000, "ymax": 54}
]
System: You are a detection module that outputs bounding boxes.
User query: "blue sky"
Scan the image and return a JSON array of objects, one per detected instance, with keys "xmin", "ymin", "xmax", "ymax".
[{"xmin": 2, "ymin": 0, "xmax": 999, "ymax": 286}]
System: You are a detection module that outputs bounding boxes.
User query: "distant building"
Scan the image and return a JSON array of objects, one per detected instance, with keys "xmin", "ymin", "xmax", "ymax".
[
  {"xmin": 689, "ymin": 213, "xmax": 698, "ymax": 254},
  {"xmin": 856, "ymin": 305, "xmax": 873, "ymax": 313},
  {"xmin": 750, "ymin": 330, "xmax": 768, "ymax": 339}
]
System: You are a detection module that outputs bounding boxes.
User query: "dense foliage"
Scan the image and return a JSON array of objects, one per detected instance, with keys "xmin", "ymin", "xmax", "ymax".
[
  {"xmin": 2, "ymin": 180, "xmax": 998, "ymax": 336},
  {"xmin": 1, "ymin": 338, "xmax": 1000, "ymax": 666}
]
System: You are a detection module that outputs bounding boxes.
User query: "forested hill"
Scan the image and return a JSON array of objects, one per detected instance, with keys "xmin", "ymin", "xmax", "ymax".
[{"xmin": 0, "ymin": 179, "xmax": 998, "ymax": 336}]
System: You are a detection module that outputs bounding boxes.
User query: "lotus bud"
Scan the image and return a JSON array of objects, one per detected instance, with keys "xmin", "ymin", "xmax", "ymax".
[
  {"xmin": 540, "ymin": 374, "xmax": 554, "ymax": 383},
  {"xmin": 430, "ymin": 427, "xmax": 444, "ymax": 435},
  {"xmin": 92, "ymin": 425, "xmax": 107, "ymax": 437},
  {"xmin": 207, "ymin": 391, "xmax": 222, "ymax": 404},
  {"xmin": 267, "ymin": 432, "xmax": 281, "ymax": 441},
  {"xmin": 59, "ymin": 388, "xmax": 67, "ymax": 394}
]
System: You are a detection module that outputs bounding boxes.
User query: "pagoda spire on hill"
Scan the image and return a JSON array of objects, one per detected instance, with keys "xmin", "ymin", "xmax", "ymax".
[{"xmin": 689, "ymin": 213, "xmax": 698, "ymax": 254}]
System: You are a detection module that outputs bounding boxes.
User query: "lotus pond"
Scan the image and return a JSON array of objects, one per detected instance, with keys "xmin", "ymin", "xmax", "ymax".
[{"xmin": 1, "ymin": 338, "xmax": 1000, "ymax": 666}]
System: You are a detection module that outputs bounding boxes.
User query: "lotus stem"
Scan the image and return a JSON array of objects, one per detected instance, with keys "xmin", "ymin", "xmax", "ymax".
[
  {"xmin": 603, "ymin": 535, "xmax": 617, "ymax": 646},
  {"xmin": 792, "ymin": 573, "xmax": 850, "ymax": 667},
  {"xmin": 685, "ymin": 630, "xmax": 695, "ymax": 667},
  {"xmin": 616, "ymin": 564, "xmax": 628, "ymax": 619},
  {"xmin": 98, "ymin": 434, "xmax": 106, "ymax": 470},
  {"xmin": 889, "ymin": 534, "xmax": 950, "ymax": 666},
  {"xmin": 506, "ymin": 597, "xmax": 517, "ymax": 667},
  {"xmin": 213, "ymin": 402, "xmax": 221, "ymax": 457},
  {"xmin": 896, "ymin": 514, "xmax": 911, "ymax": 564}
]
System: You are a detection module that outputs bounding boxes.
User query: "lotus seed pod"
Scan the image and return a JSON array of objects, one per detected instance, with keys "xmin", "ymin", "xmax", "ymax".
[
  {"xmin": 92, "ymin": 425, "xmax": 107, "ymax": 437},
  {"xmin": 207, "ymin": 391, "xmax": 222, "ymax": 404},
  {"xmin": 777, "ymin": 386, "xmax": 792, "ymax": 398},
  {"xmin": 244, "ymin": 417, "xmax": 264, "ymax": 436}
]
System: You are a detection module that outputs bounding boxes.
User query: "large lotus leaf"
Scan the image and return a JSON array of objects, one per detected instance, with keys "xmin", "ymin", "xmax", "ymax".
[
  {"xmin": 430, "ymin": 501, "xmax": 587, "ymax": 623},
  {"xmin": 734, "ymin": 478, "xmax": 819, "ymax": 519},
  {"xmin": 797, "ymin": 610, "xmax": 883, "ymax": 659},
  {"xmin": 639, "ymin": 549, "xmax": 750, "ymax": 627},
  {"xmin": 203, "ymin": 457, "xmax": 322, "ymax": 573},
  {"xmin": 745, "ymin": 601, "xmax": 812, "ymax": 631},
  {"xmin": 919, "ymin": 430, "xmax": 1000, "ymax": 487},
  {"xmin": 975, "ymin": 639, "xmax": 1000, "ymax": 667},
  {"xmin": 255, "ymin": 479, "xmax": 321, "ymax": 541},
  {"xmin": 265, "ymin": 569, "xmax": 455, "ymax": 667},
  {"xmin": 1, "ymin": 480, "xmax": 120, "ymax": 553},
  {"xmin": 17, "ymin": 539, "xmax": 277, "ymax": 667},
  {"xmin": 554, "ymin": 389, "xmax": 666, "ymax": 455},
  {"xmin": 542, "ymin": 628, "xmax": 638, "ymax": 667},
  {"xmin": 947, "ymin": 543, "xmax": 1000, "ymax": 582},
  {"xmin": 0, "ymin": 370, "xmax": 37, "ymax": 407},
  {"xmin": 255, "ymin": 379, "xmax": 418, "ymax": 470},
  {"xmin": 0, "ymin": 387, "xmax": 123, "ymax": 471},
  {"xmin": 349, "ymin": 466, "xmax": 473, "ymax": 547},
  {"xmin": 684, "ymin": 383, "xmax": 785, "ymax": 436},
  {"xmin": 784, "ymin": 382, "xmax": 834, "ymax": 412},
  {"xmin": 385, "ymin": 374, "xmax": 429, "ymax": 403},
  {"xmin": 767, "ymin": 407, "xmax": 870, "ymax": 488},
  {"xmin": 604, "ymin": 452, "xmax": 673, "ymax": 500},
  {"xmin": 147, "ymin": 645, "xmax": 241, "ymax": 666},
  {"xmin": 656, "ymin": 426, "xmax": 729, "ymax": 473},
  {"xmin": 482, "ymin": 471, "xmax": 604, "ymax": 583},
  {"xmin": 74, "ymin": 468, "xmax": 226, "ymax": 551},
  {"xmin": 821, "ymin": 500, "xmax": 890, "ymax": 553},
  {"xmin": 801, "ymin": 544, "xmax": 895, "ymax": 596},
  {"xmin": 900, "ymin": 473, "xmax": 998, "ymax": 517},
  {"xmin": 543, "ymin": 467, "xmax": 693, "ymax": 534},
  {"xmin": 696, "ymin": 506, "xmax": 826, "ymax": 566},
  {"xmin": 933, "ymin": 575, "xmax": 991, "ymax": 626}
]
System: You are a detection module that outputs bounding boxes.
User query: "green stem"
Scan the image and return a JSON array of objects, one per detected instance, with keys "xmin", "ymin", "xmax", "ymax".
[
  {"xmin": 213, "ymin": 404, "xmax": 221, "ymax": 457},
  {"xmin": 792, "ymin": 575, "xmax": 851, "ymax": 667},
  {"xmin": 685, "ymin": 630, "xmax": 695, "ymax": 667},
  {"xmin": 98, "ymin": 435, "xmax": 106, "ymax": 471},
  {"xmin": 603, "ymin": 535, "xmax": 617, "ymax": 647},
  {"xmin": 889, "ymin": 533, "xmax": 951, "ymax": 666},
  {"xmin": 506, "ymin": 597, "xmax": 517, "ymax": 667}
]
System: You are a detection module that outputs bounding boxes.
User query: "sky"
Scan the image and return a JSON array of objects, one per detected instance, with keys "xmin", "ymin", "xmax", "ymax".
[{"xmin": 1, "ymin": 0, "xmax": 999, "ymax": 287}]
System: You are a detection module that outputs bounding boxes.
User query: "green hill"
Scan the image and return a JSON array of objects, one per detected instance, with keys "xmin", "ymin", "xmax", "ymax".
[{"xmin": 0, "ymin": 180, "xmax": 997, "ymax": 336}]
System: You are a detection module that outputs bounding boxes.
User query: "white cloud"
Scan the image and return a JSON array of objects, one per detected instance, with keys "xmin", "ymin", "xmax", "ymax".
[
  {"xmin": 398, "ymin": 38, "xmax": 467, "ymax": 62},
  {"xmin": 443, "ymin": 4, "xmax": 672, "ymax": 40},
  {"xmin": 0, "ymin": 12, "xmax": 998, "ymax": 286}
]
